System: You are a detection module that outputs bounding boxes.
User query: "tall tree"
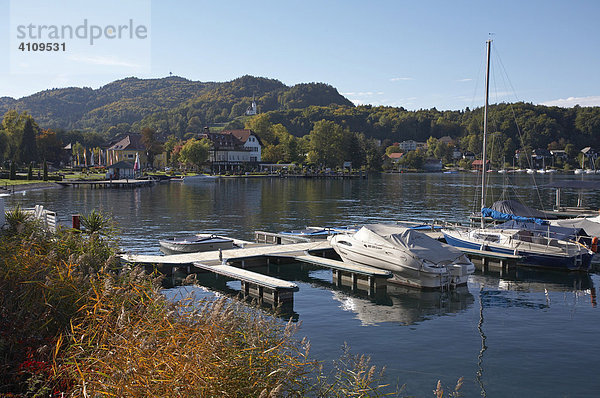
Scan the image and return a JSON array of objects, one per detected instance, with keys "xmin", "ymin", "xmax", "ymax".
[
  {"xmin": 140, "ymin": 127, "xmax": 163, "ymax": 167},
  {"xmin": 19, "ymin": 118, "xmax": 38, "ymax": 164},
  {"xmin": 307, "ymin": 120, "xmax": 344, "ymax": 168}
]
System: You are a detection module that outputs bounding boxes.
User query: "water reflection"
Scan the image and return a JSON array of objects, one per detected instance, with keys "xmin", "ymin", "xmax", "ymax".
[
  {"xmin": 331, "ymin": 284, "xmax": 474, "ymax": 326},
  {"xmin": 471, "ymin": 268, "xmax": 595, "ymax": 308}
]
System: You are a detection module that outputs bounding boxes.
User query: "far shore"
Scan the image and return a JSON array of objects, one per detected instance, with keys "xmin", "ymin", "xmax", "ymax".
[{"xmin": 0, "ymin": 182, "xmax": 61, "ymax": 193}]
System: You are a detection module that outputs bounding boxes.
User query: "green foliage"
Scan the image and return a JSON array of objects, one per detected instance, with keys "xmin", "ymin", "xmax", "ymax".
[
  {"xmin": 4, "ymin": 204, "xmax": 32, "ymax": 234},
  {"xmin": 179, "ymin": 138, "xmax": 211, "ymax": 169},
  {"xmin": 308, "ymin": 120, "xmax": 345, "ymax": 167},
  {"xmin": 80, "ymin": 209, "xmax": 116, "ymax": 235}
]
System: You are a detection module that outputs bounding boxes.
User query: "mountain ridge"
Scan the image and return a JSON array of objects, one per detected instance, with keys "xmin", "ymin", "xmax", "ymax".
[{"xmin": 0, "ymin": 75, "xmax": 354, "ymax": 134}]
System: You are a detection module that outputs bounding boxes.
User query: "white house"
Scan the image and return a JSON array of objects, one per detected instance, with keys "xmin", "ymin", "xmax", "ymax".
[{"xmin": 201, "ymin": 129, "xmax": 262, "ymax": 171}]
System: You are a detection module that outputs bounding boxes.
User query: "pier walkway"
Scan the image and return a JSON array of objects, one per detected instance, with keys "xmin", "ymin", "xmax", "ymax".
[{"xmin": 121, "ymin": 240, "xmax": 391, "ymax": 305}]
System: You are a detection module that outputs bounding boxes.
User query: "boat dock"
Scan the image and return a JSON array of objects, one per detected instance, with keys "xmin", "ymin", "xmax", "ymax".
[
  {"xmin": 120, "ymin": 240, "xmax": 392, "ymax": 306},
  {"xmin": 456, "ymin": 247, "xmax": 522, "ymax": 274},
  {"xmin": 57, "ymin": 179, "xmax": 155, "ymax": 188}
]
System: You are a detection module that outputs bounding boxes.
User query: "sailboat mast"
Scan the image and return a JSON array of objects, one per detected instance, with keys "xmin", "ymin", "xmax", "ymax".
[{"xmin": 481, "ymin": 39, "xmax": 492, "ymax": 228}]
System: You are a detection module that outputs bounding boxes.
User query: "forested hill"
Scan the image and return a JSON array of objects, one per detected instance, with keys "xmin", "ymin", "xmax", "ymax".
[{"xmin": 0, "ymin": 75, "xmax": 353, "ymax": 132}]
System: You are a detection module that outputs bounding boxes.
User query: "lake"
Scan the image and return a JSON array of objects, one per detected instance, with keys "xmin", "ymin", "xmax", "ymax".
[{"xmin": 6, "ymin": 172, "xmax": 600, "ymax": 397}]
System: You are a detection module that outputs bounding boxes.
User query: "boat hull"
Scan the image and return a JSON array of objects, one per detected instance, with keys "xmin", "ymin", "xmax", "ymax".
[{"xmin": 442, "ymin": 231, "xmax": 592, "ymax": 271}]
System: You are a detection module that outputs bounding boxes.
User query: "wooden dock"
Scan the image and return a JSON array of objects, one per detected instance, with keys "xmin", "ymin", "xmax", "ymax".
[
  {"xmin": 121, "ymin": 240, "xmax": 392, "ymax": 306},
  {"xmin": 456, "ymin": 247, "xmax": 522, "ymax": 274},
  {"xmin": 57, "ymin": 179, "xmax": 155, "ymax": 188}
]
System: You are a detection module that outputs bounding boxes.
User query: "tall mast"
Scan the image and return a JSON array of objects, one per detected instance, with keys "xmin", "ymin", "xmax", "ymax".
[{"xmin": 481, "ymin": 39, "xmax": 492, "ymax": 228}]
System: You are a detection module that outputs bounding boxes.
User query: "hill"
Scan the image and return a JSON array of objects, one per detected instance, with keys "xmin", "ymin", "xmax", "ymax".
[{"xmin": 0, "ymin": 75, "xmax": 354, "ymax": 134}]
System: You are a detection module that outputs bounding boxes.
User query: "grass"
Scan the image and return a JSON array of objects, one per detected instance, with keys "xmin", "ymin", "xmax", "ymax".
[{"xmin": 0, "ymin": 210, "xmax": 462, "ymax": 397}]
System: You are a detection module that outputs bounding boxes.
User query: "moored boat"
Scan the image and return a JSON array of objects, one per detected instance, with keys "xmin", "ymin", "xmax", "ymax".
[
  {"xmin": 329, "ymin": 224, "xmax": 475, "ymax": 289},
  {"xmin": 159, "ymin": 234, "xmax": 235, "ymax": 254}
]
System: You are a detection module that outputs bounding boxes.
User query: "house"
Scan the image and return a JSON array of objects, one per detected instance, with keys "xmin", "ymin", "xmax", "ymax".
[
  {"xmin": 471, "ymin": 159, "xmax": 490, "ymax": 171},
  {"xmin": 462, "ymin": 151, "xmax": 476, "ymax": 161},
  {"xmin": 398, "ymin": 140, "xmax": 418, "ymax": 152},
  {"xmin": 106, "ymin": 160, "xmax": 135, "ymax": 179},
  {"xmin": 387, "ymin": 152, "xmax": 404, "ymax": 163},
  {"xmin": 532, "ymin": 148, "xmax": 552, "ymax": 168},
  {"xmin": 201, "ymin": 129, "xmax": 262, "ymax": 172},
  {"xmin": 452, "ymin": 148, "xmax": 463, "ymax": 160},
  {"xmin": 106, "ymin": 134, "xmax": 167, "ymax": 169},
  {"xmin": 550, "ymin": 149, "xmax": 568, "ymax": 160}
]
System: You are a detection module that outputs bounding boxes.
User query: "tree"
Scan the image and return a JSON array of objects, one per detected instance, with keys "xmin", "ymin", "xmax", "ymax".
[
  {"xmin": 163, "ymin": 135, "xmax": 180, "ymax": 166},
  {"xmin": 245, "ymin": 114, "xmax": 274, "ymax": 144},
  {"xmin": 37, "ymin": 129, "xmax": 64, "ymax": 164},
  {"xmin": 19, "ymin": 118, "xmax": 38, "ymax": 165},
  {"xmin": 140, "ymin": 127, "xmax": 163, "ymax": 168},
  {"xmin": 43, "ymin": 161, "xmax": 48, "ymax": 181},
  {"xmin": 179, "ymin": 138, "xmax": 211, "ymax": 169},
  {"xmin": 307, "ymin": 120, "xmax": 344, "ymax": 168}
]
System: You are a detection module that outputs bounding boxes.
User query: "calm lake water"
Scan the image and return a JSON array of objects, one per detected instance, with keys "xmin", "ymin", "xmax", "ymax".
[{"xmin": 6, "ymin": 173, "xmax": 600, "ymax": 397}]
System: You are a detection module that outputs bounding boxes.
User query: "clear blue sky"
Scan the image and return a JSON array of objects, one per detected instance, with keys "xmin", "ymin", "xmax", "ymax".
[{"xmin": 1, "ymin": 0, "xmax": 599, "ymax": 110}]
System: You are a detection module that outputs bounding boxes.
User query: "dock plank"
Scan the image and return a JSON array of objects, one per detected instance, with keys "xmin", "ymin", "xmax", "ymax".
[{"xmin": 193, "ymin": 262, "xmax": 299, "ymax": 291}]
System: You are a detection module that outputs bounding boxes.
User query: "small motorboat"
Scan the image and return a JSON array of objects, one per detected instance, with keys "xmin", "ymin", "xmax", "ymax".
[
  {"xmin": 183, "ymin": 174, "xmax": 218, "ymax": 183},
  {"xmin": 159, "ymin": 234, "xmax": 235, "ymax": 254},
  {"xmin": 329, "ymin": 224, "xmax": 475, "ymax": 289}
]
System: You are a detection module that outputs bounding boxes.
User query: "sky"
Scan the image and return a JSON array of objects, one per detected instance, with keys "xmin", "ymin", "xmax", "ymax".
[{"xmin": 1, "ymin": 0, "xmax": 599, "ymax": 111}]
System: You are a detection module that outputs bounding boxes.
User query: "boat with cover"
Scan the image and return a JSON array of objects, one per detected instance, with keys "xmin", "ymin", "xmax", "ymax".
[
  {"xmin": 329, "ymin": 224, "xmax": 475, "ymax": 289},
  {"xmin": 159, "ymin": 234, "xmax": 235, "ymax": 254}
]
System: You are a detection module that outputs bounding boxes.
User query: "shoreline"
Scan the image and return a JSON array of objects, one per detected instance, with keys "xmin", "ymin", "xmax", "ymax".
[{"xmin": 0, "ymin": 182, "xmax": 61, "ymax": 194}]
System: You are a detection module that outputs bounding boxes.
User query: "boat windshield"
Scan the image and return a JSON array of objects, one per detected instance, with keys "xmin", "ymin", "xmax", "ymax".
[{"xmin": 472, "ymin": 232, "xmax": 500, "ymax": 243}]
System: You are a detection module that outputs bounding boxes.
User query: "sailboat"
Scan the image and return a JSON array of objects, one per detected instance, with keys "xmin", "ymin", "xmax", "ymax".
[{"xmin": 442, "ymin": 40, "xmax": 593, "ymax": 271}]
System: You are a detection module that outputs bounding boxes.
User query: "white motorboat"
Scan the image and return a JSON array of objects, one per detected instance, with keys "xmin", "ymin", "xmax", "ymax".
[
  {"xmin": 159, "ymin": 233, "xmax": 235, "ymax": 254},
  {"xmin": 183, "ymin": 174, "xmax": 218, "ymax": 183},
  {"xmin": 329, "ymin": 224, "xmax": 475, "ymax": 289}
]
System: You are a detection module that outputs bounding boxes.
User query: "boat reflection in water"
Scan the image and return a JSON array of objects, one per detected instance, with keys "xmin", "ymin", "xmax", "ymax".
[
  {"xmin": 471, "ymin": 267, "xmax": 596, "ymax": 308},
  {"xmin": 331, "ymin": 284, "xmax": 475, "ymax": 326}
]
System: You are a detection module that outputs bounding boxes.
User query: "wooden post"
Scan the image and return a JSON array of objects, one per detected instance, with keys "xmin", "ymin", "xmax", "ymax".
[{"xmin": 72, "ymin": 214, "xmax": 81, "ymax": 230}]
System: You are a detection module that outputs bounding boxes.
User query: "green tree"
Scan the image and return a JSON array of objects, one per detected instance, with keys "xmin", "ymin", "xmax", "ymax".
[
  {"xmin": 245, "ymin": 114, "xmax": 274, "ymax": 144},
  {"xmin": 141, "ymin": 127, "xmax": 163, "ymax": 168},
  {"xmin": 19, "ymin": 118, "xmax": 38, "ymax": 165},
  {"xmin": 179, "ymin": 138, "xmax": 211, "ymax": 169},
  {"xmin": 307, "ymin": 120, "xmax": 344, "ymax": 168}
]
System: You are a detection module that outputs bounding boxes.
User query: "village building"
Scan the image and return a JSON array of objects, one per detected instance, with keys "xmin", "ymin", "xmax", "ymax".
[
  {"xmin": 106, "ymin": 134, "xmax": 167, "ymax": 169},
  {"xmin": 200, "ymin": 129, "xmax": 262, "ymax": 172},
  {"xmin": 106, "ymin": 160, "xmax": 135, "ymax": 180}
]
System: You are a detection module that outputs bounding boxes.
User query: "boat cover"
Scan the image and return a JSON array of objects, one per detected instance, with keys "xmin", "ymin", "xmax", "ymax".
[
  {"xmin": 481, "ymin": 207, "xmax": 548, "ymax": 225},
  {"xmin": 353, "ymin": 224, "xmax": 464, "ymax": 264},
  {"xmin": 489, "ymin": 199, "xmax": 551, "ymax": 219},
  {"xmin": 494, "ymin": 220, "xmax": 585, "ymax": 240},
  {"xmin": 551, "ymin": 218, "xmax": 600, "ymax": 237}
]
